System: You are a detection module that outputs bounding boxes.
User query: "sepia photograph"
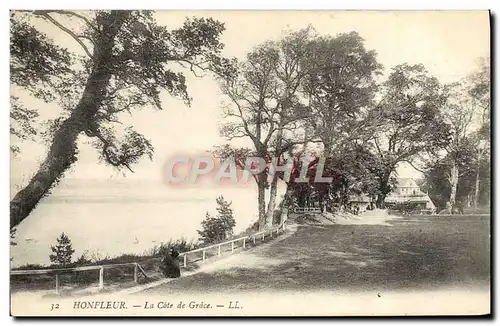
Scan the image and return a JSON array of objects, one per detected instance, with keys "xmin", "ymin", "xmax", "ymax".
[{"xmin": 9, "ymin": 9, "xmax": 491, "ymax": 317}]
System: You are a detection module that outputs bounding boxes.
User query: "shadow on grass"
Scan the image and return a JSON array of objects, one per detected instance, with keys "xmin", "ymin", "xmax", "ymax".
[{"xmin": 142, "ymin": 215, "xmax": 490, "ymax": 294}]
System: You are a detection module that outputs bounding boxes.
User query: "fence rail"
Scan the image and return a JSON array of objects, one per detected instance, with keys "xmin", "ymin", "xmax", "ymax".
[
  {"xmin": 179, "ymin": 219, "xmax": 288, "ymax": 268},
  {"xmin": 294, "ymin": 207, "xmax": 322, "ymax": 213},
  {"xmin": 11, "ymin": 219, "xmax": 289, "ymax": 294},
  {"xmin": 11, "ymin": 262, "xmax": 147, "ymax": 294}
]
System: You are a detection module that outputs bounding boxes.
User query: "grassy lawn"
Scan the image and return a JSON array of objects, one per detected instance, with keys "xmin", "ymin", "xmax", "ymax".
[{"xmin": 140, "ymin": 214, "xmax": 490, "ymax": 295}]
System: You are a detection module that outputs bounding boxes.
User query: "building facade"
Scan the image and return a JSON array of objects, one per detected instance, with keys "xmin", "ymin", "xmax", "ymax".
[{"xmin": 385, "ymin": 178, "xmax": 435, "ymax": 211}]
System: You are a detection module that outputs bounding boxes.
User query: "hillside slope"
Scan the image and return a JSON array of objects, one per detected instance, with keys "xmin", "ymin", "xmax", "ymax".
[{"xmin": 139, "ymin": 213, "xmax": 490, "ymax": 295}]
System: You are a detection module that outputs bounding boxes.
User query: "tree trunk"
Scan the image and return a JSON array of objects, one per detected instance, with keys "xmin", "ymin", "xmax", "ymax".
[
  {"xmin": 257, "ymin": 180, "xmax": 267, "ymax": 231},
  {"xmin": 265, "ymin": 177, "xmax": 278, "ymax": 228},
  {"xmin": 474, "ymin": 147, "xmax": 483, "ymax": 211},
  {"xmin": 265, "ymin": 127, "xmax": 284, "ymax": 227},
  {"xmin": 10, "ymin": 12, "xmax": 129, "ymax": 228},
  {"xmin": 376, "ymin": 193, "xmax": 386, "ymax": 209},
  {"xmin": 474, "ymin": 165, "xmax": 481, "ymax": 211},
  {"xmin": 10, "ymin": 119, "xmax": 81, "ymax": 227},
  {"xmin": 376, "ymin": 180, "xmax": 389, "ymax": 209},
  {"xmin": 279, "ymin": 185, "xmax": 293, "ymax": 225},
  {"xmin": 449, "ymin": 161, "xmax": 459, "ymax": 206}
]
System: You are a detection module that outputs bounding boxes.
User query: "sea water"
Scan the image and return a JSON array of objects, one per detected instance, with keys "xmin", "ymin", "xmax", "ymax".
[{"xmin": 10, "ymin": 178, "xmax": 286, "ymax": 267}]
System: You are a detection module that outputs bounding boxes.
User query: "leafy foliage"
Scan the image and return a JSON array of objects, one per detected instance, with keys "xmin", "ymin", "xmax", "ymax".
[
  {"xmin": 368, "ymin": 63, "xmax": 452, "ymax": 206},
  {"xmin": 10, "ymin": 10, "xmax": 235, "ymax": 228},
  {"xmin": 49, "ymin": 232, "xmax": 75, "ymax": 267},
  {"xmin": 197, "ymin": 195, "xmax": 236, "ymax": 245},
  {"xmin": 391, "ymin": 201, "xmax": 422, "ymax": 214},
  {"xmin": 422, "ymin": 138, "xmax": 490, "ymax": 211},
  {"xmin": 303, "ymin": 31, "xmax": 382, "ymax": 153}
]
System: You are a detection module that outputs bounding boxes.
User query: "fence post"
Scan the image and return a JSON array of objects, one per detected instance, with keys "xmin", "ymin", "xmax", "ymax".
[
  {"xmin": 184, "ymin": 254, "xmax": 187, "ymax": 268},
  {"xmin": 99, "ymin": 267, "xmax": 104, "ymax": 290},
  {"xmin": 231, "ymin": 241, "xmax": 234, "ymax": 253},
  {"xmin": 217, "ymin": 245, "xmax": 221, "ymax": 257},
  {"xmin": 202, "ymin": 250, "xmax": 206, "ymax": 263},
  {"xmin": 262, "ymin": 232, "xmax": 265, "ymax": 241},
  {"xmin": 243, "ymin": 238, "xmax": 246, "ymax": 249},
  {"xmin": 253, "ymin": 235, "xmax": 256, "ymax": 245},
  {"xmin": 55, "ymin": 273, "xmax": 60, "ymax": 295},
  {"xmin": 134, "ymin": 263, "xmax": 138, "ymax": 283}
]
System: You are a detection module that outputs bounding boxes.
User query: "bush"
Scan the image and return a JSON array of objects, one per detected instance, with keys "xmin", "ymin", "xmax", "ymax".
[
  {"xmin": 197, "ymin": 195, "xmax": 236, "ymax": 245},
  {"xmin": 146, "ymin": 239, "xmax": 197, "ymax": 257},
  {"xmin": 392, "ymin": 201, "xmax": 421, "ymax": 214},
  {"xmin": 49, "ymin": 232, "xmax": 75, "ymax": 267},
  {"xmin": 74, "ymin": 250, "xmax": 92, "ymax": 266}
]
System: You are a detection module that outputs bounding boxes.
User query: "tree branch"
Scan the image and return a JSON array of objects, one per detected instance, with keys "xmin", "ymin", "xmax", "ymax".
[
  {"xmin": 37, "ymin": 12, "xmax": 94, "ymax": 59},
  {"xmin": 32, "ymin": 10, "xmax": 99, "ymax": 31}
]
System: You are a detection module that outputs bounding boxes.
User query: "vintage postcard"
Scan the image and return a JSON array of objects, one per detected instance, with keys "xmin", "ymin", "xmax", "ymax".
[{"xmin": 9, "ymin": 10, "xmax": 491, "ymax": 316}]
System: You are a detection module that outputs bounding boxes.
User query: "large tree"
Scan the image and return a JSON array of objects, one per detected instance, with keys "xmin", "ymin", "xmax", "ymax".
[
  {"xmin": 218, "ymin": 28, "xmax": 312, "ymax": 229},
  {"xmin": 421, "ymin": 57, "xmax": 491, "ymax": 210},
  {"xmin": 467, "ymin": 56, "xmax": 491, "ymax": 209},
  {"xmin": 10, "ymin": 10, "xmax": 234, "ymax": 228},
  {"xmin": 440, "ymin": 82, "xmax": 482, "ymax": 206},
  {"xmin": 421, "ymin": 137, "xmax": 489, "ymax": 211},
  {"xmin": 303, "ymin": 31, "xmax": 382, "ymax": 157},
  {"xmin": 371, "ymin": 63, "xmax": 451, "ymax": 207}
]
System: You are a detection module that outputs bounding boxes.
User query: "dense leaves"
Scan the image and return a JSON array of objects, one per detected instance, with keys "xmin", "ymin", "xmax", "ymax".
[
  {"xmin": 10, "ymin": 10, "xmax": 234, "ymax": 228},
  {"xmin": 49, "ymin": 232, "xmax": 75, "ymax": 267},
  {"xmin": 304, "ymin": 31, "xmax": 382, "ymax": 153},
  {"xmin": 10, "ymin": 17, "xmax": 73, "ymax": 88},
  {"xmin": 197, "ymin": 196, "xmax": 236, "ymax": 245}
]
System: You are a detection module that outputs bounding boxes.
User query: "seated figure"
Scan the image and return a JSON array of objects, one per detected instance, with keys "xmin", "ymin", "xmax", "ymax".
[{"xmin": 159, "ymin": 248, "xmax": 181, "ymax": 278}]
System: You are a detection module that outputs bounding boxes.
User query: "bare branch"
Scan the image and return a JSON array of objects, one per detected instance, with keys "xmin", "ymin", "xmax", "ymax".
[
  {"xmin": 31, "ymin": 10, "xmax": 99, "ymax": 31},
  {"xmin": 403, "ymin": 159, "xmax": 428, "ymax": 174},
  {"xmin": 37, "ymin": 12, "xmax": 94, "ymax": 59}
]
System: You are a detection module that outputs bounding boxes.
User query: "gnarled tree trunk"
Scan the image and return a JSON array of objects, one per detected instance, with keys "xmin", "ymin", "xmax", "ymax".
[{"xmin": 10, "ymin": 12, "xmax": 130, "ymax": 228}]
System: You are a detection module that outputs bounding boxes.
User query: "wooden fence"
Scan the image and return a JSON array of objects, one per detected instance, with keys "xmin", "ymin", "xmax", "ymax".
[
  {"xmin": 179, "ymin": 220, "xmax": 288, "ymax": 268},
  {"xmin": 10, "ymin": 262, "xmax": 148, "ymax": 295},
  {"xmin": 11, "ymin": 219, "xmax": 289, "ymax": 294},
  {"xmin": 294, "ymin": 207, "xmax": 322, "ymax": 213}
]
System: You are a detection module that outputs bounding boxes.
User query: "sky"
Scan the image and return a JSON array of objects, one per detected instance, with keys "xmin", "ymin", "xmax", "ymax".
[{"xmin": 10, "ymin": 10, "xmax": 491, "ymax": 187}]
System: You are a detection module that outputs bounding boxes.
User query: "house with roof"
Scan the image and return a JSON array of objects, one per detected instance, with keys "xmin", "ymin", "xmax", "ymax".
[
  {"xmin": 347, "ymin": 178, "xmax": 435, "ymax": 213},
  {"xmin": 385, "ymin": 178, "xmax": 435, "ymax": 211}
]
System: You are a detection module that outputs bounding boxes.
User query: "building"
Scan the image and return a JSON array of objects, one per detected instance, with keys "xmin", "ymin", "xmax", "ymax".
[
  {"xmin": 346, "ymin": 178, "xmax": 435, "ymax": 213},
  {"xmin": 385, "ymin": 178, "xmax": 435, "ymax": 211}
]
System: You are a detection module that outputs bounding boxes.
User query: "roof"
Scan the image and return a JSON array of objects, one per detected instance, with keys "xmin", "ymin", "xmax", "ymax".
[{"xmin": 396, "ymin": 178, "xmax": 420, "ymax": 188}]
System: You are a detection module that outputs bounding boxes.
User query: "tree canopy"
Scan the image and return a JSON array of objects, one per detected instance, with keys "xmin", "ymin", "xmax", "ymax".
[{"xmin": 10, "ymin": 10, "xmax": 235, "ymax": 228}]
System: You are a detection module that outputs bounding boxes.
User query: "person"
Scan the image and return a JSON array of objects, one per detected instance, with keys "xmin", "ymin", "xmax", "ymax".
[{"xmin": 160, "ymin": 248, "xmax": 181, "ymax": 278}]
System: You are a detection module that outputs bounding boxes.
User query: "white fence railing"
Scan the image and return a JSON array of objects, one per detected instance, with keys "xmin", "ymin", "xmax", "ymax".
[
  {"xmin": 179, "ymin": 219, "xmax": 288, "ymax": 268},
  {"xmin": 11, "ymin": 219, "xmax": 290, "ymax": 294},
  {"xmin": 294, "ymin": 207, "xmax": 322, "ymax": 213},
  {"xmin": 10, "ymin": 262, "xmax": 148, "ymax": 294}
]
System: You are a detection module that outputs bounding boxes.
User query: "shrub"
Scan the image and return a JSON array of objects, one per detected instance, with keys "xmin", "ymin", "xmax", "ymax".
[
  {"xmin": 146, "ymin": 239, "xmax": 197, "ymax": 257},
  {"xmin": 392, "ymin": 201, "xmax": 421, "ymax": 214},
  {"xmin": 74, "ymin": 250, "xmax": 92, "ymax": 266},
  {"xmin": 49, "ymin": 232, "xmax": 75, "ymax": 267},
  {"xmin": 197, "ymin": 195, "xmax": 236, "ymax": 245}
]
